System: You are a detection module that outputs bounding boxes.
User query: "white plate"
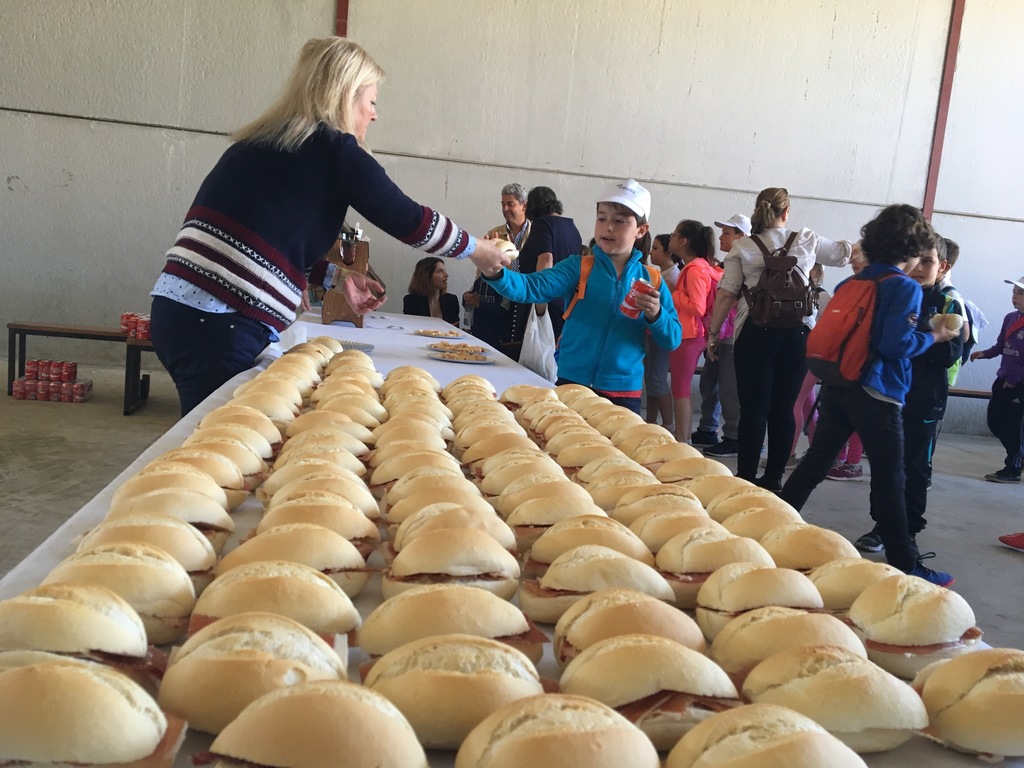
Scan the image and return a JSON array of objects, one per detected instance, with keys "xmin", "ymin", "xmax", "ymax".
[
  {"xmin": 414, "ymin": 329, "xmax": 463, "ymax": 338},
  {"xmin": 426, "ymin": 342, "xmax": 488, "ymax": 354},
  {"xmin": 427, "ymin": 351, "xmax": 495, "ymax": 365},
  {"xmin": 336, "ymin": 340, "xmax": 375, "ymax": 352}
]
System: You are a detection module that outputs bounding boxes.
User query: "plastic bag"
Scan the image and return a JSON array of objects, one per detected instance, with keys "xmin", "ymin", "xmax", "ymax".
[{"xmin": 519, "ymin": 306, "xmax": 557, "ymax": 382}]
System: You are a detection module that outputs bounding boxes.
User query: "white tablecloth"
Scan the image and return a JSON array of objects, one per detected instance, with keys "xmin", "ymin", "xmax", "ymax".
[{"xmin": 0, "ymin": 312, "xmax": 1018, "ymax": 767}]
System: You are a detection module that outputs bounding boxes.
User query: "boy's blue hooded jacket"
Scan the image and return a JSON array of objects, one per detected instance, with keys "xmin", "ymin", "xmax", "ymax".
[{"xmin": 485, "ymin": 246, "xmax": 681, "ymax": 392}]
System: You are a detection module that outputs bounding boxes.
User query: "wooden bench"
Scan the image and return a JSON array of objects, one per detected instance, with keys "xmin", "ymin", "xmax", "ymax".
[
  {"xmin": 7, "ymin": 322, "xmax": 156, "ymax": 415},
  {"xmin": 948, "ymin": 387, "xmax": 991, "ymax": 400}
]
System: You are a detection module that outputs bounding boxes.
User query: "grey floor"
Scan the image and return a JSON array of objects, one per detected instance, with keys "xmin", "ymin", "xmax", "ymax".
[{"xmin": 1, "ymin": 363, "xmax": 1022, "ymax": 646}]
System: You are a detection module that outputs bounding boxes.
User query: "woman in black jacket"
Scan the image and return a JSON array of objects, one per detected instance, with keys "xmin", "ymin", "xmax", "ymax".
[{"xmin": 403, "ymin": 256, "xmax": 460, "ymax": 326}]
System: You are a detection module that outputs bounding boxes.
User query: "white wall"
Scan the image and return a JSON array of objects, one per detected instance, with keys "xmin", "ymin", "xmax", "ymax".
[{"xmin": 1, "ymin": 0, "xmax": 1021, "ymax": 433}]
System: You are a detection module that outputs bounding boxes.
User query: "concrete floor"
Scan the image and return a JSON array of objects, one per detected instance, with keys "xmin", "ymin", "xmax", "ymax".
[{"xmin": 1, "ymin": 362, "xmax": 1022, "ymax": 647}]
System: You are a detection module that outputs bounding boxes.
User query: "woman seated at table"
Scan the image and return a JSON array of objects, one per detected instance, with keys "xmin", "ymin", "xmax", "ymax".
[{"xmin": 403, "ymin": 257, "xmax": 460, "ymax": 326}]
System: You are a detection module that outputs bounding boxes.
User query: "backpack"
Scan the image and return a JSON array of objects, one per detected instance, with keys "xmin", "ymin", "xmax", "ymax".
[
  {"xmin": 562, "ymin": 250, "xmax": 662, "ymax": 320},
  {"xmin": 806, "ymin": 272, "xmax": 897, "ymax": 387},
  {"xmin": 742, "ymin": 232, "xmax": 814, "ymax": 329}
]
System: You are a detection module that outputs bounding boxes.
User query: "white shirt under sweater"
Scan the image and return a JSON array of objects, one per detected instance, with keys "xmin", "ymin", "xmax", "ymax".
[{"xmin": 718, "ymin": 226, "xmax": 852, "ymax": 336}]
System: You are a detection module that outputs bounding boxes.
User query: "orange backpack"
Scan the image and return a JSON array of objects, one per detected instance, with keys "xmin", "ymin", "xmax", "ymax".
[
  {"xmin": 562, "ymin": 250, "xmax": 662, "ymax": 320},
  {"xmin": 806, "ymin": 272, "xmax": 897, "ymax": 386}
]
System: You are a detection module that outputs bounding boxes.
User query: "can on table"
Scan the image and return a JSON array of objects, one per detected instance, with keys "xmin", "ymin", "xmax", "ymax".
[
  {"xmin": 12, "ymin": 378, "xmax": 27, "ymax": 400},
  {"xmin": 619, "ymin": 278, "xmax": 658, "ymax": 319},
  {"xmin": 38, "ymin": 360, "xmax": 53, "ymax": 381},
  {"xmin": 120, "ymin": 312, "xmax": 134, "ymax": 333},
  {"xmin": 135, "ymin": 316, "xmax": 151, "ymax": 340},
  {"xmin": 61, "ymin": 361, "xmax": 78, "ymax": 382},
  {"xmin": 60, "ymin": 381, "xmax": 74, "ymax": 402},
  {"xmin": 36, "ymin": 380, "xmax": 50, "ymax": 401},
  {"xmin": 127, "ymin": 314, "xmax": 139, "ymax": 338},
  {"xmin": 25, "ymin": 359, "xmax": 39, "ymax": 380}
]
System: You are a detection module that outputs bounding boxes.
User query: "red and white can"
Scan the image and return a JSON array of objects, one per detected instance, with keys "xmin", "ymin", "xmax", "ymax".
[
  {"xmin": 36, "ymin": 380, "xmax": 50, "ymax": 401},
  {"xmin": 73, "ymin": 379, "xmax": 94, "ymax": 403},
  {"xmin": 135, "ymin": 316, "xmax": 151, "ymax": 340},
  {"xmin": 120, "ymin": 312, "xmax": 134, "ymax": 333},
  {"xmin": 25, "ymin": 359, "xmax": 39, "ymax": 380},
  {"xmin": 619, "ymin": 278, "xmax": 658, "ymax": 319},
  {"xmin": 60, "ymin": 381, "xmax": 74, "ymax": 402},
  {"xmin": 61, "ymin": 361, "xmax": 78, "ymax": 381},
  {"xmin": 12, "ymin": 378, "xmax": 27, "ymax": 400},
  {"xmin": 127, "ymin": 314, "xmax": 139, "ymax": 338},
  {"xmin": 38, "ymin": 360, "xmax": 52, "ymax": 381}
]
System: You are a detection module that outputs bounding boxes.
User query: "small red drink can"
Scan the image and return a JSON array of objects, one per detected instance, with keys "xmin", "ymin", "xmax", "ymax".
[
  {"xmin": 62, "ymin": 361, "xmax": 78, "ymax": 381},
  {"xmin": 25, "ymin": 359, "xmax": 39, "ymax": 380},
  {"xmin": 120, "ymin": 312, "xmax": 133, "ymax": 332},
  {"xmin": 135, "ymin": 316, "xmax": 151, "ymax": 340},
  {"xmin": 36, "ymin": 380, "xmax": 50, "ymax": 401},
  {"xmin": 12, "ymin": 378, "xmax": 26, "ymax": 400},
  {"xmin": 38, "ymin": 360, "xmax": 52, "ymax": 381},
  {"xmin": 127, "ymin": 314, "xmax": 139, "ymax": 338},
  {"xmin": 619, "ymin": 278, "xmax": 657, "ymax": 319},
  {"xmin": 60, "ymin": 381, "xmax": 74, "ymax": 402}
]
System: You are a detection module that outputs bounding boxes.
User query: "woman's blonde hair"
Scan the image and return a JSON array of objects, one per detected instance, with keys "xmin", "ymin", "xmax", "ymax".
[
  {"xmin": 232, "ymin": 37, "xmax": 384, "ymax": 151},
  {"xmin": 750, "ymin": 187, "xmax": 791, "ymax": 235}
]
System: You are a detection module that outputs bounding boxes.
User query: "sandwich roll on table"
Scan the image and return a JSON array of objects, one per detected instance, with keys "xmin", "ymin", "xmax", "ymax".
[
  {"xmin": 665, "ymin": 702, "xmax": 868, "ymax": 768},
  {"xmin": 389, "ymin": 504, "xmax": 517, "ymax": 561},
  {"xmin": 262, "ymin": 468, "xmax": 379, "ymax": 518},
  {"xmin": 189, "ymin": 560, "xmax": 360, "ymax": 650},
  {"xmin": 105, "ymin": 489, "xmax": 236, "ymax": 554},
  {"xmin": 364, "ymin": 633, "xmax": 545, "ymax": 749},
  {"xmin": 554, "ymin": 587, "xmax": 706, "ymax": 666},
  {"xmin": 847, "ymin": 573, "xmax": 982, "ymax": 679},
  {"xmin": 559, "ymin": 634, "xmax": 742, "ymax": 749},
  {"xmin": 742, "ymin": 644, "xmax": 928, "ymax": 753},
  {"xmin": 759, "ymin": 523, "xmax": 862, "ymax": 572},
  {"xmin": 612, "ymin": 484, "xmax": 706, "ymax": 526},
  {"xmin": 520, "ymin": 544, "xmax": 674, "ymax": 624},
  {"xmin": 205, "ymin": 680, "xmax": 427, "ymax": 768},
  {"xmin": 523, "ymin": 515, "xmax": 653, "ymax": 578},
  {"xmin": 455, "ymin": 693, "xmax": 660, "ymax": 768},
  {"xmin": 704, "ymin": 485, "xmax": 799, "ymax": 523},
  {"xmin": 629, "ymin": 510, "xmax": 726, "ymax": 556},
  {"xmin": 0, "ymin": 651, "xmax": 186, "ymax": 768},
  {"xmin": 358, "ymin": 584, "xmax": 546, "ymax": 666},
  {"xmin": 719, "ymin": 505, "xmax": 805, "ymax": 541},
  {"xmin": 0, "ymin": 583, "xmax": 166, "ymax": 695},
  {"xmin": 158, "ymin": 612, "xmax": 346, "ymax": 735},
  {"xmin": 709, "ymin": 605, "xmax": 867, "ymax": 687},
  {"xmin": 913, "ymin": 647, "xmax": 1024, "ymax": 759},
  {"xmin": 807, "ymin": 558, "xmax": 903, "ymax": 619}
]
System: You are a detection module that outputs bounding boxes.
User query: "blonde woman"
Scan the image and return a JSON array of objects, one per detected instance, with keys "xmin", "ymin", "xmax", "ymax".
[
  {"xmin": 150, "ymin": 37, "xmax": 509, "ymax": 415},
  {"xmin": 705, "ymin": 187, "xmax": 854, "ymax": 491}
]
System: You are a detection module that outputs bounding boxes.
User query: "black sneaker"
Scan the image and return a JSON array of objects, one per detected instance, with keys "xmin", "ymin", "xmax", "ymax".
[
  {"xmin": 704, "ymin": 438, "xmax": 739, "ymax": 458},
  {"xmin": 985, "ymin": 468, "xmax": 1022, "ymax": 483},
  {"xmin": 691, "ymin": 430, "xmax": 720, "ymax": 446},
  {"xmin": 907, "ymin": 552, "xmax": 954, "ymax": 587},
  {"xmin": 754, "ymin": 475, "xmax": 782, "ymax": 494},
  {"xmin": 855, "ymin": 528, "xmax": 884, "ymax": 553}
]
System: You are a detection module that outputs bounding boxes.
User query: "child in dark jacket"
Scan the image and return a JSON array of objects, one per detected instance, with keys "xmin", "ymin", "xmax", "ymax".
[
  {"xmin": 971, "ymin": 276, "xmax": 1024, "ymax": 483},
  {"xmin": 854, "ymin": 240, "xmax": 964, "ymax": 554},
  {"xmin": 780, "ymin": 204, "xmax": 959, "ymax": 587}
]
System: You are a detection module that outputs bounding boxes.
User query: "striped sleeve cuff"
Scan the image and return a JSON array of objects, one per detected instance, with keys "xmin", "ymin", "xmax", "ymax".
[{"xmin": 403, "ymin": 207, "xmax": 474, "ymax": 259}]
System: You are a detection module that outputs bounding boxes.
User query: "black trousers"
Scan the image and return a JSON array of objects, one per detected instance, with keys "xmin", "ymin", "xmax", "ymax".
[
  {"xmin": 781, "ymin": 385, "xmax": 918, "ymax": 571},
  {"xmin": 733, "ymin": 324, "xmax": 807, "ymax": 484},
  {"xmin": 903, "ymin": 414, "xmax": 939, "ymax": 536},
  {"xmin": 150, "ymin": 296, "xmax": 272, "ymax": 417},
  {"xmin": 988, "ymin": 378, "xmax": 1024, "ymax": 473}
]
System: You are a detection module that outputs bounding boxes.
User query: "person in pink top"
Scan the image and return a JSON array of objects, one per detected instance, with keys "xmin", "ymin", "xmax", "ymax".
[{"xmin": 669, "ymin": 220, "xmax": 720, "ymax": 443}]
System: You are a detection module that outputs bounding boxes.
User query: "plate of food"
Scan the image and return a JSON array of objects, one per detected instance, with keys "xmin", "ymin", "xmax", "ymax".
[
  {"xmin": 414, "ymin": 329, "xmax": 463, "ymax": 338},
  {"xmin": 335, "ymin": 340, "xmax": 375, "ymax": 352},
  {"xmin": 427, "ymin": 342, "xmax": 488, "ymax": 354},
  {"xmin": 428, "ymin": 351, "xmax": 495, "ymax": 365}
]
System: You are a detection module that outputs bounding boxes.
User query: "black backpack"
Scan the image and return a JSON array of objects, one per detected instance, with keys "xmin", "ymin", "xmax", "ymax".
[{"xmin": 742, "ymin": 231, "xmax": 814, "ymax": 329}]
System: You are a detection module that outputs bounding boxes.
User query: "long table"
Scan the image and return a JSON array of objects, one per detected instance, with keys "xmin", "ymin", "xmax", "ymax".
[{"xmin": 1, "ymin": 312, "xmax": 1018, "ymax": 768}]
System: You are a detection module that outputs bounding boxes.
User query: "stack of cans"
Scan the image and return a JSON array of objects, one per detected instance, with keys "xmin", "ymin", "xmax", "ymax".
[
  {"xmin": 120, "ymin": 311, "xmax": 151, "ymax": 340},
  {"xmin": 12, "ymin": 359, "xmax": 91, "ymax": 403}
]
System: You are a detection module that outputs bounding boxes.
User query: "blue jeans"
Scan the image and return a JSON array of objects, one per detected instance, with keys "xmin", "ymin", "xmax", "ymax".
[
  {"xmin": 150, "ymin": 296, "xmax": 272, "ymax": 416},
  {"xmin": 781, "ymin": 385, "xmax": 918, "ymax": 571}
]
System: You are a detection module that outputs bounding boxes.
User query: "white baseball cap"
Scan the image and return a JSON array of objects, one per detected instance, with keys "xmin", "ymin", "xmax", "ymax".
[
  {"xmin": 714, "ymin": 214, "xmax": 752, "ymax": 236},
  {"xmin": 597, "ymin": 179, "xmax": 651, "ymax": 221},
  {"xmin": 1006, "ymin": 276, "xmax": 1024, "ymax": 290}
]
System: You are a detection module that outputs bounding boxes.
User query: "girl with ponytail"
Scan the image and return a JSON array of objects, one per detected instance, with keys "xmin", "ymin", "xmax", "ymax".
[
  {"xmin": 669, "ymin": 220, "xmax": 721, "ymax": 442},
  {"xmin": 702, "ymin": 187, "xmax": 855, "ymax": 489}
]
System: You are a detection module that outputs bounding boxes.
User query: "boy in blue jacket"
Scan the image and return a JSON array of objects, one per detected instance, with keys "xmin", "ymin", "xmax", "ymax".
[
  {"xmin": 482, "ymin": 180, "xmax": 682, "ymax": 414},
  {"xmin": 780, "ymin": 205, "xmax": 959, "ymax": 586}
]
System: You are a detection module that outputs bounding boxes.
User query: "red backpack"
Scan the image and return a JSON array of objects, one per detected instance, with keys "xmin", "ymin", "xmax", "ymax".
[{"xmin": 806, "ymin": 272, "xmax": 897, "ymax": 386}]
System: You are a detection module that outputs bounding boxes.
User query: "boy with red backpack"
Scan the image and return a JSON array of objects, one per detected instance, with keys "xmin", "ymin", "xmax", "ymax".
[{"xmin": 780, "ymin": 204, "xmax": 959, "ymax": 587}]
